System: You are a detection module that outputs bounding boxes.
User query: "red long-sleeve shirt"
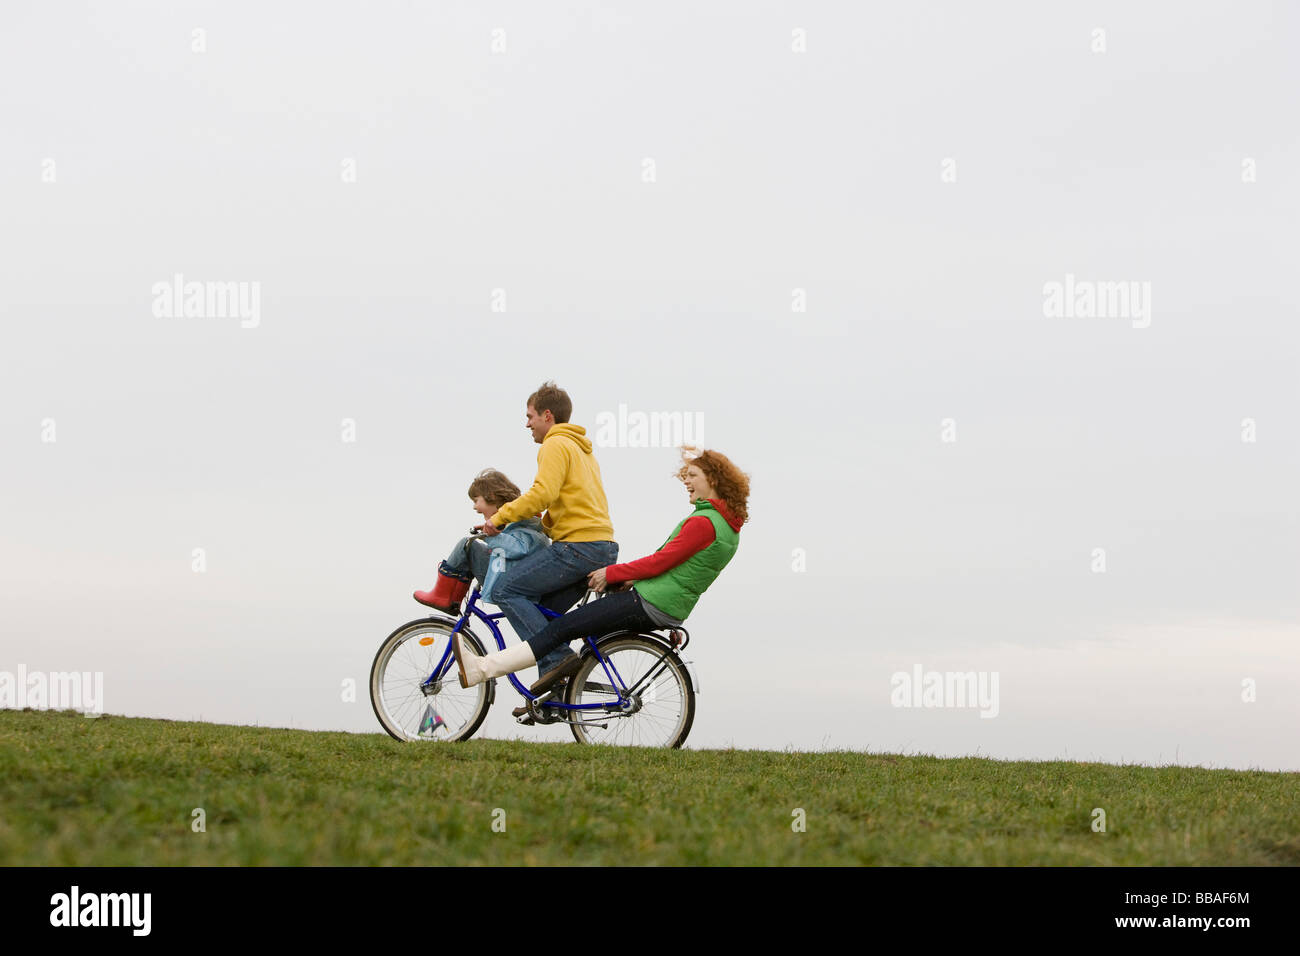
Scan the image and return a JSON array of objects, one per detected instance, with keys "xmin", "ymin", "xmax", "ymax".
[{"xmin": 604, "ymin": 498, "xmax": 740, "ymax": 584}]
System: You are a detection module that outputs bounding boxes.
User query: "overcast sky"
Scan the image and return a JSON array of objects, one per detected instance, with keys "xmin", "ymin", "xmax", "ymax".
[{"xmin": 2, "ymin": 1, "xmax": 1296, "ymax": 771}]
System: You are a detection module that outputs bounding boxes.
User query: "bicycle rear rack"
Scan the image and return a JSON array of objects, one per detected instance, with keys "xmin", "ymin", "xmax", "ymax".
[{"xmin": 666, "ymin": 626, "xmax": 690, "ymax": 652}]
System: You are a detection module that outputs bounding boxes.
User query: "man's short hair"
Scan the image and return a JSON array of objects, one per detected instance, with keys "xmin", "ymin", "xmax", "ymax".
[{"xmin": 527, "ymin": 381, "xmax": 572, "ymax": 423}]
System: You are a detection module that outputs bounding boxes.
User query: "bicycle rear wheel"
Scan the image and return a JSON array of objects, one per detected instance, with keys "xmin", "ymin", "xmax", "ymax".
[
  {"xmin": 370, "ymin": 619, "xmax": 492, "ymax": 742},
  {"xmin": 564, "ymin": 634, "xmax": 695, "ymax": 749}
]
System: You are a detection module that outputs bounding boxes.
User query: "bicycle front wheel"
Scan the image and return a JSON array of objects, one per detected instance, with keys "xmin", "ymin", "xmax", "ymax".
[
  {"xmin": 564, "ymin": 634, "xmax": 695, "ymax": 749},
  {"xmin": 370, "ymin": 619, "xmax": 492, "ymax": 742}
]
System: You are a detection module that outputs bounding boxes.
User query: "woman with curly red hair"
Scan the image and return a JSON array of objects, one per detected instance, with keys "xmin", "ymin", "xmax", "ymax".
[{"xmin": 452, "ymin": 446, "xmax": 749, "ymax": 693}]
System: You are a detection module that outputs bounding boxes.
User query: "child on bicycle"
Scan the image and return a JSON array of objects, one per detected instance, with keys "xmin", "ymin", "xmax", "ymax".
[{"xmin": 413, "ymin": 469, "xmax": 550, "ymax": 615}]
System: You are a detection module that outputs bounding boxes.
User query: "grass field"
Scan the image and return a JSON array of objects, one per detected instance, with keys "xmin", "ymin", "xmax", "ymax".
[{"xmin": 2, "ymin": 709, "xmax": 1296, "ymax": 865}]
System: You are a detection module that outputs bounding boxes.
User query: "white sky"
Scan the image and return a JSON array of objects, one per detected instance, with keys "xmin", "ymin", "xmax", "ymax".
[{"xmin": 2, "ymin": 1, "xmax": 1297, "ymax": 770}]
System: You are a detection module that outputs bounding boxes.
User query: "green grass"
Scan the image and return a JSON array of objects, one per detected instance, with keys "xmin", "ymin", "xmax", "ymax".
[{"xmin": 2, "ymin": 709, "xmax": 1296, "ymax": 865}]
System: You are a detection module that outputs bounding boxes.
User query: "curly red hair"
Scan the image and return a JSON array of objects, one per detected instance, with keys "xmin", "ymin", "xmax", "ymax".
[{"xmin": 676, "ymin": 446, "xmax": 750, "ymax": 526}]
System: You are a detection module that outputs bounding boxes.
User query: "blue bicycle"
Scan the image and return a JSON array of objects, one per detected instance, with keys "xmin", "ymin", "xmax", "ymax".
[{"xmin": 369, "ymin": 581, "xmax": 698, "ymax": 748}]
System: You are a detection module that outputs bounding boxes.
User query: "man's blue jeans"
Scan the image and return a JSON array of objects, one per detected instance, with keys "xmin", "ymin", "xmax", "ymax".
[{"xmin": 489, "ymin": 539, "xmax": 619, "ymax": 675}]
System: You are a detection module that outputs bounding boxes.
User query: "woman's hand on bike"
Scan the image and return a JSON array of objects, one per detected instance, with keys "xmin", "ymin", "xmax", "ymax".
[
  {"xmin": 587, "ymin": 567, "xmax": 609, "ymax": 592},
  {"xmin": 475, "ymin": 521, "xmax": 501, "ymax": 537}
]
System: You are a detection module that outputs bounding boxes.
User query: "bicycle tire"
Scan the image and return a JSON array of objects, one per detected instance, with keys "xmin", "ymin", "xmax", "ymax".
[
  {"xmin": 563, "ymin": 633, "xmax": 695, "ymax": 749},
  {"xmin": 370, "ymin": 618, "xmax": 493, "ymax": 742}
]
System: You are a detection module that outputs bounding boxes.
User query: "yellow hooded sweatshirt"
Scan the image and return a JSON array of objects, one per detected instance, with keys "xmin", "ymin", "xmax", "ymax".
[{"xmin": 489, "ymin": 423, "xmax": 615, "ymax": 543}]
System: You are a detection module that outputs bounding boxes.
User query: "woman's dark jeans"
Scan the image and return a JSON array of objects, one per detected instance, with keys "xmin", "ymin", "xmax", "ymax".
[{"xmin": 525, "ymin": 588, "xmax": 658, "ymax": 661}]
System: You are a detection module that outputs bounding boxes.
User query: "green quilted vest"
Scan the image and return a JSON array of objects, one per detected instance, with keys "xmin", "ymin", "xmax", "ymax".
[{"xmin": 634, "ymin": 499, "xmax": 739, "ymax": 621}]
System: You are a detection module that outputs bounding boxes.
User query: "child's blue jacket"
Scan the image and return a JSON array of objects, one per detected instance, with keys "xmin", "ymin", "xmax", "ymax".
[{"xmin": 482, "ymin": 517, "xmax": 550, "ymax": 603}]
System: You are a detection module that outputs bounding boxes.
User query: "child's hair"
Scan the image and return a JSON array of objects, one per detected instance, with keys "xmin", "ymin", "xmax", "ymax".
[
  {"xmin": 467, "ymin": 469, "xmax": 522, "ymax": 508},
  {"xmin": 676, "ymin": 446, "xmax": 750, "ymax": 526},
  {"xmin": 527, "ymin": 381, "xmax": 572, "ymax": 423}
]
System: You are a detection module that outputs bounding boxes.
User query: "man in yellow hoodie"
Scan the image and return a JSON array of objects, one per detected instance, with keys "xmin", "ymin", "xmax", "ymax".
[{"xmin": 477, "ymin": 382, "xmax": 619, "ymax": 687}]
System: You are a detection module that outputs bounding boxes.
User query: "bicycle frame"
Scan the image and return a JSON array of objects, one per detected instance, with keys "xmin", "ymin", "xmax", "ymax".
[{"xmin": 419, "ymin": 587, "xmax": 658, "ymax": 716}]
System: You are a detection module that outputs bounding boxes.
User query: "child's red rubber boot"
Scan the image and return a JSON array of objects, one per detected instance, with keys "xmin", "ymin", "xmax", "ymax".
[{"xmin": 414, "ymin": 562, "xmax": 471, "ymax": 614}]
